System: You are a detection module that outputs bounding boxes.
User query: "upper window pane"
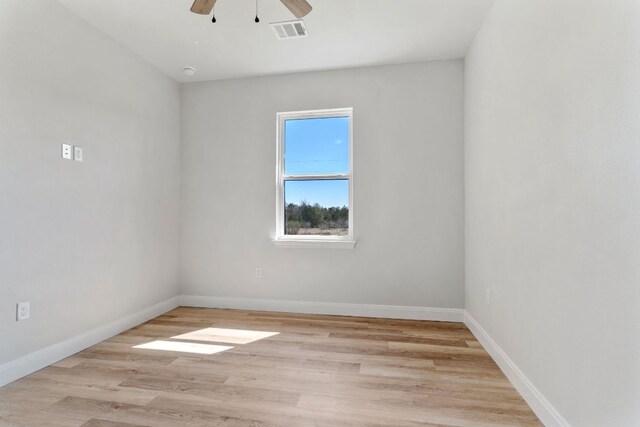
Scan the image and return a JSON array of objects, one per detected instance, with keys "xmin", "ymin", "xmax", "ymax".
[{"xmin": 284, "ymin": 116, "xmax": 350, "ymax": 175}]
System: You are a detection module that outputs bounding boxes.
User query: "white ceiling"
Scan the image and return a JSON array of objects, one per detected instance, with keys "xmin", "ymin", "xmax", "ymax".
[{"xmin": 56, "ymin": 0, "xmax": 494, "ymax": 83}]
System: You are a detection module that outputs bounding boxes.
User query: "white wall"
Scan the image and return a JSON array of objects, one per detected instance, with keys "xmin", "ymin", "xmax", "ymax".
[
  {"xmin": 0, "ymin": 1, "xmax": 181, "ymax": 366},
  {"xmin": 465, "ymin": 1, "xmax": 640, "ymax": 425},
  {"xmin": 180, "ymin": 61, "xmax": 465, "ymax": 309}
]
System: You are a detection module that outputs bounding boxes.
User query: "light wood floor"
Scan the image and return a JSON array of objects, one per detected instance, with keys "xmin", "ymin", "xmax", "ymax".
[{"xmin": 0, "ymin": 308, "xmax": 541, "ymax": 427}]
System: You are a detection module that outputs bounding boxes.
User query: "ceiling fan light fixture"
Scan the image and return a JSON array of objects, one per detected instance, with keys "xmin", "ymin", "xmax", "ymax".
[{"xmin": 190, "ymin": 0, "xmax": 312, "ymax": 20}]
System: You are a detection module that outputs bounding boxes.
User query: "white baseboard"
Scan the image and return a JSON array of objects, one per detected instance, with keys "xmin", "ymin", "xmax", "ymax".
[
  {"xmin": 463, "ymin": 311, "xmax": 570, "ymax": 427},
  {"xmin": 0, "ymin": 296, "xmax": 180, "ymax": 387},
  {"xmin": 180, "ymin": 295, "xmax": 464, "ymax": 322}
]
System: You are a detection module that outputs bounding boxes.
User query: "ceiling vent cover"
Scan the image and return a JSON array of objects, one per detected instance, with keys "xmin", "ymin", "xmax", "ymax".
[{"xmin": 271, "ymin": 20, "xmax": 308, "ymax": 39}]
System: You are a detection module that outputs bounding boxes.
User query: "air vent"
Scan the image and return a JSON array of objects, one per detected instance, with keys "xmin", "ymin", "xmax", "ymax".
[{"xmin": 270, "ymin": 20, "xmax": 308, "ymax": 39}]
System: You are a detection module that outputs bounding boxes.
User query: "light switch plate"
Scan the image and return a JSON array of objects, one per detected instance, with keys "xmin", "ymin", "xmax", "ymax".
[
  {"xmin": 17, "ymin": 301, "xmax": 30, "ymax": 321},
  {"xmin": 61, "ymin": 144, "xmax": 72, "ymax": 160},
  {"xmin": 74, "ymin": 146, "xmax": 83, "ymax": 162}
]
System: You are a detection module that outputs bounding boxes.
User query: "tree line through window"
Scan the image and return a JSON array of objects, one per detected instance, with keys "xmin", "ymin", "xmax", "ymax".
[{"xmin": 285, "ymin": 200, "xmax": 349, "ymax": 236}]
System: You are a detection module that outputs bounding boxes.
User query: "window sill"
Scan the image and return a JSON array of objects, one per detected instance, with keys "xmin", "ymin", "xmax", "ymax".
[{"xmin": 272, "ymin": 239, "xmax": 357, "ymax": 249}]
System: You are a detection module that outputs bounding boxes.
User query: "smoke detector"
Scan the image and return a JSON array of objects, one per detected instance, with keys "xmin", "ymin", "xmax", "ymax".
[
  {"xmin": 183, "ymin": 66, "xmax": 197, "ymax": 76},
  {"xmin": 270, "ymin": 20, "xmax": 308, "ymax": 39}
]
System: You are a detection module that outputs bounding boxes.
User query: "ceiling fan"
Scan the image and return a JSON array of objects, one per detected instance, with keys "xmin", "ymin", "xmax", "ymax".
[{"xmin": 190, "ymin": 0, "xmax": 312, "ymax": 19}]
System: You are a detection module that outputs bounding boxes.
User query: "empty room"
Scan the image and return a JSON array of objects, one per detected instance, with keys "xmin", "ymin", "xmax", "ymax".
[{"xmin": 1, "ymin": 0, "xmax": 638, "ymax": 426}]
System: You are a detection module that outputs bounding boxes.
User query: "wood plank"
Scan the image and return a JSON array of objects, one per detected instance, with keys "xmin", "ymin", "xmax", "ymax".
[{"xmin": 81, "ymin": 419, "xmax": 150, "ymax": 427}]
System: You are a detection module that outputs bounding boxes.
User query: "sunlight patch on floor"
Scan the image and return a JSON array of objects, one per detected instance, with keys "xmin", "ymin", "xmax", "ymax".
[
  {"xmin": 133, "ymin": 340, "xmax": 233, "ymax": 355},
  {"xmin": 171, "ymin": 328, "xmax": 280, "ymax": 345}
]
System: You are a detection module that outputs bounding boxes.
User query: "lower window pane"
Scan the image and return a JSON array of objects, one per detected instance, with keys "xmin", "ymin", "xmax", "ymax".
[{"xmin": 284, "ymin": 180, "xmax": 349, "ymax": 236}]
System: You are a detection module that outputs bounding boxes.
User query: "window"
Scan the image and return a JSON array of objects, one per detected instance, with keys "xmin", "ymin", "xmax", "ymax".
[{"xmin": 275, "ymin": 108, "xmax": 355, "ymax": 248}]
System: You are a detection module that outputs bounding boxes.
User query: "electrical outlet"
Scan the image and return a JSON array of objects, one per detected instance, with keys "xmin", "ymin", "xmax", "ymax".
[
  {"xmin": 73, "ymin": 146, "xmax": 83, "ymax": 162},
  {"xmin": 61, "ymin": 144, "xmax": 72, "ymax": 160},
  {"xmin": 485, "ymin": 289, "xmax": 491, "ymax": 305},
  {"xmin": 16, "ymin": 301, "xmax": 30, "ymax": 321},
  {"xmin": 255, "ymin": 267, "xmax": 262, "ymax": 279}
]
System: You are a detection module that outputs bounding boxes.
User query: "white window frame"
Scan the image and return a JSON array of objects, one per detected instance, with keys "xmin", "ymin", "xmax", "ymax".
[{"xmin": 274, "ymin": 108, "xmax": 355, "ymax": 249}]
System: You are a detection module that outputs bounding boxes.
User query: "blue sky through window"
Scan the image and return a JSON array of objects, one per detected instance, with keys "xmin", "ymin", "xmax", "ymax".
[
  {"xmin": 285, "ymin": 117, "xmax": 349, "ymax": 175},
  {"xmin": 284, "ymin": 116, "xmax": 349, "ymax": 207}
]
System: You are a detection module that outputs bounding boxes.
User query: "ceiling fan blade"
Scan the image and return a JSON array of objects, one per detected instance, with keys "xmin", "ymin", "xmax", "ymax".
[
  {"xmin": 280, "ymin": 0, "xmax": 312, "ymax": 18},
  {"xmin": 190, "ymin": 0, "xmax": 218, "ymax": 15}
]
